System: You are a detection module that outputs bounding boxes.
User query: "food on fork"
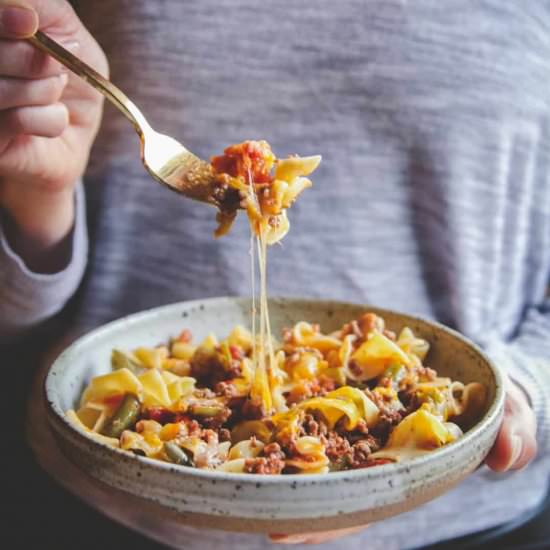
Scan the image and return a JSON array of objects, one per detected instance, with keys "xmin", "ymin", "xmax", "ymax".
[{"xmin": 211, "ymin": 140, "xmax": 321, "ymax": 242}]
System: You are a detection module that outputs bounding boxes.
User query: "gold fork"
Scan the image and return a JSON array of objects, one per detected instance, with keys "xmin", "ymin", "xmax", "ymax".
[{"xmin": 28, "ymin": 30, "xmax": 238, "ymax": 210}]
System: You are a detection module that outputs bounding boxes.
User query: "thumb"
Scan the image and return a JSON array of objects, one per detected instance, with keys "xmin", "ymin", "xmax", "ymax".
[
  {"xmin": 0, "ymin": 2, "xmax": 38, "ymax": 38},
  {"xmin": 0, "ymin": 0, "xmax": 108, "ymax": 83},
  {"xmin": 0, "ymin": 0, "xmax": 87, "ymax": 43}
]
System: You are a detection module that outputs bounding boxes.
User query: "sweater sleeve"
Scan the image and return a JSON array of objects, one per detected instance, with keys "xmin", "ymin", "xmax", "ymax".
[
  {"xmin": 484, "ymin": 303, "xmax": 550, "ymax": 455},
  {"xmin": 0, "ymin": 182, "xmax": 88, "ymax": 344}
]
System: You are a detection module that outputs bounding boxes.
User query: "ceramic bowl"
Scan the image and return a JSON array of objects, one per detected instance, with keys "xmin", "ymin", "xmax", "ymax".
[{"xmin": 45, "ymin": 297, "xmax": 504, "ymax": 533}]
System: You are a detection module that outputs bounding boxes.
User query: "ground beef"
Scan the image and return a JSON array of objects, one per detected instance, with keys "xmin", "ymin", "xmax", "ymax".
[
  {"xmin": 355, "ymin": 419, "xmax": 370, "ymax": 434},
  {"xmin": 210, "ymin": 171, "xmax": 242, "ymax": 207},
  {"xmin": 170, "ymin": 415, "xmax": 231, "ymax": 442},
  {"xmin": 193, "ymin": 387, "xmax": 217, "ymax": 399},
  {"xmin": 347, "ymin": 435, "xmax": 380, "ymax": 468},
  {"xmin": 218, "ymin": 428, "xmax": 231, "ymax": 442},
  {"xmin": 196, "ymin": 406, "xmax": 232, "ymax": 429},
  {"xmin": 190, "ymin": 348, "xmax": 242, "ymax": 388},
  {"xmin": 341, "ymin": 313, "xmax": 397, "ymax": 343},
  {"xmin": 241, "ymin": 398, "xmax": 268, "ymax": 420},
  {"xmin": 225, "ymin": 359, "xmax": 242, "ymax": 379},
  {"xmin": 287, "ymin": 376, "xmax": 338, "ymax": 406},
  {"xmin": 365, "ymin": 387, "xmax": 399, "ymax": 411},
  {"xmin": 244, "ymin": 442, "xmax": 286, "ymax": 474},
  {"xmin": 360, "ymin": 389, "xmax": 405, "ymax": 443},
  {"xmin": 167, "ymin": 421, "xmax": 226, "ymax": 445},
  {"xmin": 302, "ymin": 414, "xmax": 320, "ymax": 437},
  {"xmin": 370, "ymin": 409, "xmax": 404, "ymax": 443},
  {"xmin": 298, "ymin": 415, "xmax": 352, "ymax": 465},
  {"xmin": 399, "ymin": 390, "xmax": 419, "ymax": 415},
  {"xmin": 322, "ymin": 431, "xmax": 352, "ymax": 462},
  {"xmin": 275, "ymin": 419, "xmax": 306, "ymax": 455},
  {"xmin": 349, "ymin": 440, "xmax": 372, "ymax": 468},
  {"xmin": 263, "ymin": 442, "xmax": 284, "ymax": 456},
  {"xmin": 190, "ymin": 348, "xmax": 223, "ymax": 382},
  {"xmin": 214, "ymin": 380, "xmax": 239, "ymax": 399},
  {"xmin": 301, "ymin": 413, "xmax": 329, "ymax": 438},
  {"xmin": 173, "ymin": 416, "xmax": 201, "ymax": 436},
  {"xmin": 339, "ymin": 313, "xmax": 387, "ymax": 341},
  {"xmin": 317, "ymin": 376, "xmax": 337, "ymax": 394}
]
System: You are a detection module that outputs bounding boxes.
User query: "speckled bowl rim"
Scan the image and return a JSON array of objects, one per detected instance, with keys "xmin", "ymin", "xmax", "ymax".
[{"xmin": 45, "ymin": 296, "xmax": 505, "ymax": 488}]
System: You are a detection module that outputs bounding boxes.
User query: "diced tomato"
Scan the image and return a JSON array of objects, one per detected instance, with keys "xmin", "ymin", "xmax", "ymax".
[
  {"xmin": 211, "ymin": 154, "xmax": 238, "ymax": 178},
  {"xmin": 229, "ymin": 345, "xmax": 244, "ymax": 360},
  {"xmin": 103, "ymin": 394, "xmax": 124, "ymax": 408},
  {"xmin": 211, "ymin": 140, "xmax": 275, "ymax": 184}
]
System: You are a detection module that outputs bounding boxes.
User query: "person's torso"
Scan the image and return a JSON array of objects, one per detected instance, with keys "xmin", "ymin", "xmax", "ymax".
[
  {"xmin": 66, "ymin": 2, "xmax": 550, "ymax": 548},
  {"xmin": 76, "ymin": 0, "xmax": 550, "ymax": 345}
]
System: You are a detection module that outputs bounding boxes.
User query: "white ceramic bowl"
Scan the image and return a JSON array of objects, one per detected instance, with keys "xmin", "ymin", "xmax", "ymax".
[{"xmin": 45, "ymin": 297, "xmax": 504, "ymax": 533}]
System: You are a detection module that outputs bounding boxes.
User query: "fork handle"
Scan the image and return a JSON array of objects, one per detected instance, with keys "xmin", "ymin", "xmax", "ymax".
[{"xmin": 28, "ymin": 31, "xmax": 151, "ymax": 137}]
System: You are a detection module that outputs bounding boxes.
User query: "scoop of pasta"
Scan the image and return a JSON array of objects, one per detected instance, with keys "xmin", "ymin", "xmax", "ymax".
[{"xmin": 210, "ymin": 140, "xmax": 321, "ymax": 243}]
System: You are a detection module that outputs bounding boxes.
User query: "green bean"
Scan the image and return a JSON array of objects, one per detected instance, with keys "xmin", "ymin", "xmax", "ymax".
[
  {"xmin": 329, "ymin": 459, "xmax": 347, "ymax": 472},
  {"xmin": 111, "ymin": 349, "xmax": 142, "ymax": 373},
  {"xmin": 101, "ymin": 394, "xmax": 141, "ymax": 438},
  {"xmin": 164, "ymin": 442, "xmax": 193, "ymax": 466},
  {"xmin": 189, "ymin": 403, "xmax": 225, "ymax": 417}
]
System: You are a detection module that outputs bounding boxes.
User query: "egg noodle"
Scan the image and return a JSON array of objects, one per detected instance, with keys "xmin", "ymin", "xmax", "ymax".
[{"xmin": 67, "ymin": 141, "xmax": 486, "ymax": 474}]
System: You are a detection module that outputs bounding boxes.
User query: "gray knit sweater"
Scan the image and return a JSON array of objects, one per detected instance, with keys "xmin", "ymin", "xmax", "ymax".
[{"xmin": 1, "ymin": 2, "xmax": 549, "ymax": 549}]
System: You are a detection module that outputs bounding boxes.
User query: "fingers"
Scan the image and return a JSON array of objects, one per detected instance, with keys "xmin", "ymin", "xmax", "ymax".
[
  {"xmin": 0, "ymin": 39, "xmax": 68, "ymax": 78},
  {"xmin": 0, "ymin": 103, "xmax": 69, "ymax": 139},
  {"xmin": 0, "ymin": 27, "xmax": 73, "ymax": 151},
  {"xmin": 486, "ymin": 381, "xmax": 538, "ymax": 472},
  {"xmin": 0, "ymin": 3, "xmax": 38, "ymax": 38},
  {"xmin": 0, "ymin": 103, "xmax": 69, "ymax": 155},
  {"xmin": 269, "ymin": 525, "xmax": 367, "ymax": 545},
  {"xmin": 0, "ymin": 73, "xmax": 68, "ymax": 110},
  {"xmin": 485, "ymin": 415, "xmax": 523, "ymax": 472}
]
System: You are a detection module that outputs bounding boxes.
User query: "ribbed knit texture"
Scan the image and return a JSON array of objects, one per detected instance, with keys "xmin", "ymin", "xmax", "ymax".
[{"xmin": 2, "ymin": 2, "xmax": 549, "ymax": 548}]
